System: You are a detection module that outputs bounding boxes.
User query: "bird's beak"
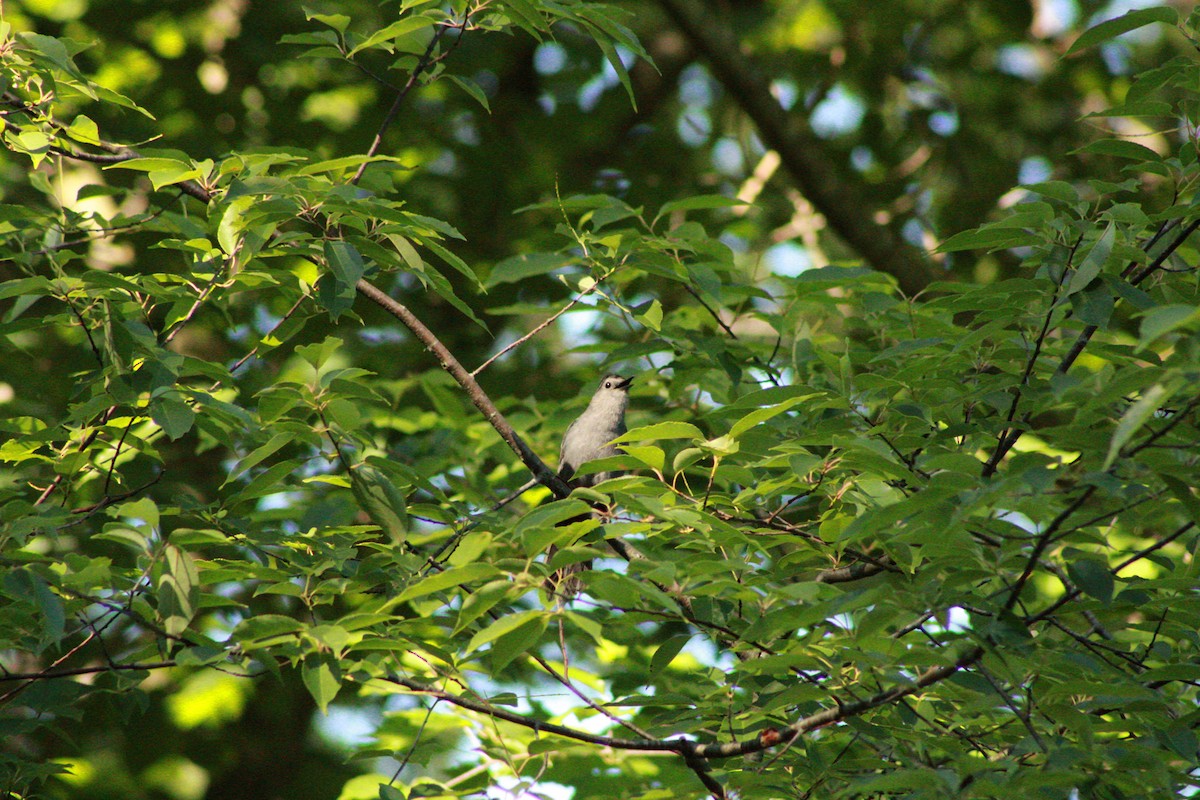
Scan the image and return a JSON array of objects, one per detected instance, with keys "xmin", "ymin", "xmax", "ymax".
[{"xmin": 616, "ymin": 375, "xmax": 633, "ymax": 389}]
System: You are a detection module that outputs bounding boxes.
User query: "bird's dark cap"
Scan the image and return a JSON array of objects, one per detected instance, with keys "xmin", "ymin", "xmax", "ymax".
[{"xmin": 601, "ymin": 374, "xmax": 633, "ymax": 390}]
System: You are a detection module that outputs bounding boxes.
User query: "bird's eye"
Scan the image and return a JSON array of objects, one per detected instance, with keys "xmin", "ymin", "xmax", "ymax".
[{"xmin": 604, "ymin": 381, "xmax": 612, "ymax": 388}]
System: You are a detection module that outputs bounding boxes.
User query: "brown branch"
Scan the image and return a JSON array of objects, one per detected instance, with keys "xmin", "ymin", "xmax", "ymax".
[
  {"xmin": 654, "ymin": 0, "xmax": 935, "ymax": 296},
  {"xmin": 381, "ymin": 642, "xmax": 983, "ymax": 763},
  {"xmin": 681, "ymin": 282, "xmax": 782, "ymax": 387},
  {"xmin": 982, "ymin": 235, "xmax": 1079, "ymax": 477},
  {"xmin": 471, "ymin": 269, "xmax": 610, "ymax": 377},
  {"xmin": 1002, "ymin": 487, "xmax": 1095, "ymax": 614},
  {"xmin": 351, "ymin": 12, "xmax": 472, "ymax": 185},
  {"xmin": 1056, "ymin": 218, "xmax": 1200, "ymax": 379},
  {"xmin": 3, "ymin": 91, "xmax": 215, "ymax": 204},
  {"xmin": 0, "ymin": 660, "xmax": 177, "ymax": 683},
  {"xmin": 355, "ymin": 278, "xmax": 569, "ymax": 496},
  {"xmin": 813, "ymin": 561, "xmax": 888, "ymax": 584},
  {"xmin": 526, "ymin": 650, "xmax": 655, "ymax": 740},
  {"xmin": 380, "ymin": 672, "xmax": 681, "ymax": 750},
  {"xmin": 49, "ymin": 145, "xmax": 213, "ymax": 203},
  {"xmin": 1027, "ymin": 520, "xmax": 1196, "ymax": 625},
  {"xmin": 698, "ymin": 644, "xmax": 986, "ymax": 758}
]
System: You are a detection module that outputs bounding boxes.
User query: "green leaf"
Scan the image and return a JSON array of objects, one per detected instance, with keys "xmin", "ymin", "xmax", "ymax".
[
  {"xmin": 937, "ymin": 225, "xmax": 1040, "ymax": 253},
  {"xmin": 419, "ymin": 237, "xmax": 482, "ymax": 288},
  {"xmin": 415, "ymin": 252, "xmax": 490, "ymax": 331},
  {"xmin": 316, "ymin": 273, "xmax": 357, "ymax": 319},
  {"xmin": 501, "ymin": 0, "xmax": 548, "ymax": 38},
  {"xmin": 224, "ymin": 433, "xmax": 293, "ymax": 486},
  {"xmin": 453, "ymin": 579, "xmax": 518, "ymax": 635},
  {"xmin": 94, "ymin": 526, "xmax": 151, "ymax": 551},
  {"xmin": 324, "ymin": 240, "xmax": 366, "ymax": 286},
  {"xmin": 613, "ymin": 421, "xmax": 704, "ymax": 444},
  {"xmin": 491, "ymin": 616, "xmax": 548, "ymax": 670},
  {"xmin": 650, "ymin": 634, "xmax": 690, "ymax": 673},
  {"xmin": 14, "ymin": 132, "xmax": 53, "ymax": 165},
  {"xmin": 158, "ymin": 544, "xmax": 199, "ymax": 636},
  {"xmin": 148, "ymin": 164, "xmax": 201, "ymax": 191},
  {"xmin": 104, "ymin": 157, "xmax": 192, "ymax": 175},
  {"xmin": 5, "ymin": 570, "xmax": 65, "ymax": 653},
  {"xmin": 296, "ymin": 336, "xmax": 344, "ymax": 370},
  {"xmin": 1070, "ymin": 283, "xmax": 1114, "ymax": 327},
  {"xmin": 1104, "ymin": 382, "xmax": 1178, "ymax": 470},
  {"xmin": 672, "ymin": 447, "xmax": 705, "ymax": 473},
  {"xmin": 302, "ymin": 653, "xmax": 342, "ymax": 713},
  {"xmin": 514, "ymin": 499, "xmax": 593, "ymax": 535},
  {"xmin": 728, "ymin": 394, "xmax": 810, "ymax": 439},
  {"xmin": 622, "ymin": 445, "xmax": 664, "ymax": 472},
  {"xmin": 1023, "ymin": 181, "xmax": 1080, "ymax": 204},
  {"xmin": 1067, "ymin": 557, "xmax": 1114, "ymax": 604},
  {"xmin": 234, "ymin": 614, "xmax": 305, "ymax": 644},
  {"xmin": 465, "ymin": 610, "xmax": 546, "ymax": 655},
  {"xmin": 657, "ymin": 194, "xmax": 744, "ymax": 218},
  {"xmin": 350, "ymin": 463, "xmax": 409, "ymax": 544},
  {"xmin": 296, "ymin": 154, "xmax": 408, "ymax": 176},
  {"xmin": 349, "ymin": 16, "xmax": 436, "ymax": 56},
  {"xmin": 0, "ymin": 276, "xmax": 56, "ymax": 302},
  {"xmin": 636, "ymin": 299, "xmax": 663, "ymax": 332},
  {"xmin": 1160, "ymin": 475, "xmax": 1200, "ymax": 523},
  {"xmin": 151, "ymin": 393, "xmax": 196, "ymax": 440},
  {"xmin": 1138, "ymin": 304, "xmax": 1200, "ymax": 347},
  {"xmin": 20, "ymin": 32, "xmax": 91, "ymax": 88},
  {"xmin": 701, "ymin": 434, "xmax": 739, "ymax": 456},
  {"xmin": 304, "ymin": 8, "xmax": 351, "ymax": 34},
  {"xmin": 583, "ymin": 23, "xmax": 636, "ymax": 108},
  {"xmin": 1065, "ymin": 7, "xmax": 1178, "ymax": 57},
  {"xmin": 218, "ymin": 195, "xmax": 255, "ymax": 255},
  {"xmin": 1074, "ymin": 138, "xmax": 1163, "ymax": 163},
  {"xmin": 65, "ymin": 115, "xmax": 101, "ymax": 146},
  {"xmin": 379, "ymin": 784, "xmax": 406, "ymax": 800},
  {"xmin": 397, "ymin": 563, "xmax": 499, "ymax": 602},
  {"xmin": 1067, "ymin": 222, "xmax": 1114, "ymax": 295},
  {"xmin": 486, "ymin": 253, "xmax": 572, "ymax": 287},
  {"xmin": 446, "ymin": 74, "xmax": 491, "ymax": 112}
]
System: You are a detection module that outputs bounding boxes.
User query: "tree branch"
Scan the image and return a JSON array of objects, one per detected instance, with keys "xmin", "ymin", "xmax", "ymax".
[
  {"xmin": 381, "ymin": 641, "xmax": 983, "ymax": 762},
  {"xmin": 0, "ymin": 660, "xmax": 177, "ymax": 683},
  {"xmin": 351, "ymin": 11, "xmax": 472, "ymax": 185},
  {"xmin": 355, "ymin": 278, "xmax": 570, "ymax": 496},
  {"xmin": 655, "ymin": 0, "xmax": 936, "ymax": 296}
]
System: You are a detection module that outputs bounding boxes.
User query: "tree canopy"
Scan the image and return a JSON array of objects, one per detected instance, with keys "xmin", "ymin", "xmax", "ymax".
[{"xmin": 3, "ymin": 0, "xmax": 1200, "ymax": 798}]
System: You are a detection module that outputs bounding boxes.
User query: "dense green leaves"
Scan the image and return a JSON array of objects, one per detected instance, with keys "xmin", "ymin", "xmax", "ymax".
[{"xmin": 4, "ymin": 1, "xmax": 1200, "ymax": 799}]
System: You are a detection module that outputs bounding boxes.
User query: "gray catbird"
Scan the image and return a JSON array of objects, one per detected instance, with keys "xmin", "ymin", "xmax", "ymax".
[
  {"xmin": 491, "ymin": 374, "xmax": 632, "ymax": 597},
  {"xmin": 546, "ymin": 373, "xmax": 632, "ymax": 597},
  {"xmin": 557, "ymin": 373, "xmax": 632, "ymax": 486}
]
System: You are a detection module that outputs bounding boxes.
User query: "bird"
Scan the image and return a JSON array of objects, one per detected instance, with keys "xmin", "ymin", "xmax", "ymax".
[
  {"xmin": 557, "ymin": 373, "xmax": 632, "ymax": 486},
  {"xmin": 546, "ymin": 373, "xmax": 633, "ymax": 598}
]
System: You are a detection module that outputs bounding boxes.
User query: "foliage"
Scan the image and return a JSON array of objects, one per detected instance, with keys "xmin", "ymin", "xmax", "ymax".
[{"xmin": 2, "ymin": 1, "xmax": 1200, "ymax": 799}]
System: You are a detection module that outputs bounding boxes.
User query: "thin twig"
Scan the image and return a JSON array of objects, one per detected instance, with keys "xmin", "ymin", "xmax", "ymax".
[
  {"xmin": 681, "ymin": 283, "xmax": 782, "ymax": 387},
  {"xmin": 351, "ymin": 13, "xmax": 472, "ymax": 185},
  {"xmin": 982, "ymin": 235, "xmax": 1078, "ymax": 478},
  {"xmin": 526, "ymin": 649, "xmax": 656, "ymax": 740},
  {"xmin": 355, "ymin": 278, "xmax": 569, "ymax": 496},
  {"xmin": 471, "ymin": 271, "xmax": 610, "ymax": 376}
]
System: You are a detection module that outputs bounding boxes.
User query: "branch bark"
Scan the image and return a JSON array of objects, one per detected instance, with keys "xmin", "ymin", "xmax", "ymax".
[
  {"xmin": 355, "ymin": 278, "xmax": 570, "ymax": 496},
  {"xmin": 655, "ymin": 0, "xmax": 936, "ymax": 296},
  {"xmin": 382, "ymin": 643, "xmax": 983, "ymax": 761}
]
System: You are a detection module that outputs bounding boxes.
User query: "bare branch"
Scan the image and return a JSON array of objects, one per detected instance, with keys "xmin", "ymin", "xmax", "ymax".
[
  {"xmin": 355, "ymin": 278, "xmax": 569, "ymax": 496},
  {"xmin": 381, "ymin": 642, "xmax": 983, "ymax": 764},
  {"xmin": 472, "ymin": 271, "xmax": 609, "ymax": 377},
  {"xmin": 0, "ymin": 660, "xmax": 177, "ymax": 683},
  {"xmin": 655, "ymin": 0, "xmax": 935, "ymax": 295},
  {"xmin": 351, "ymin": 12, "xmax": 472, "ymax": 186}
]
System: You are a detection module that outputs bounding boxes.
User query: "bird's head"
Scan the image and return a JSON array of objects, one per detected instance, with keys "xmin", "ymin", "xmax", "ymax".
[{"xmin": 599, "ymin": 374, "xmax": 633, "ymax": 393}]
